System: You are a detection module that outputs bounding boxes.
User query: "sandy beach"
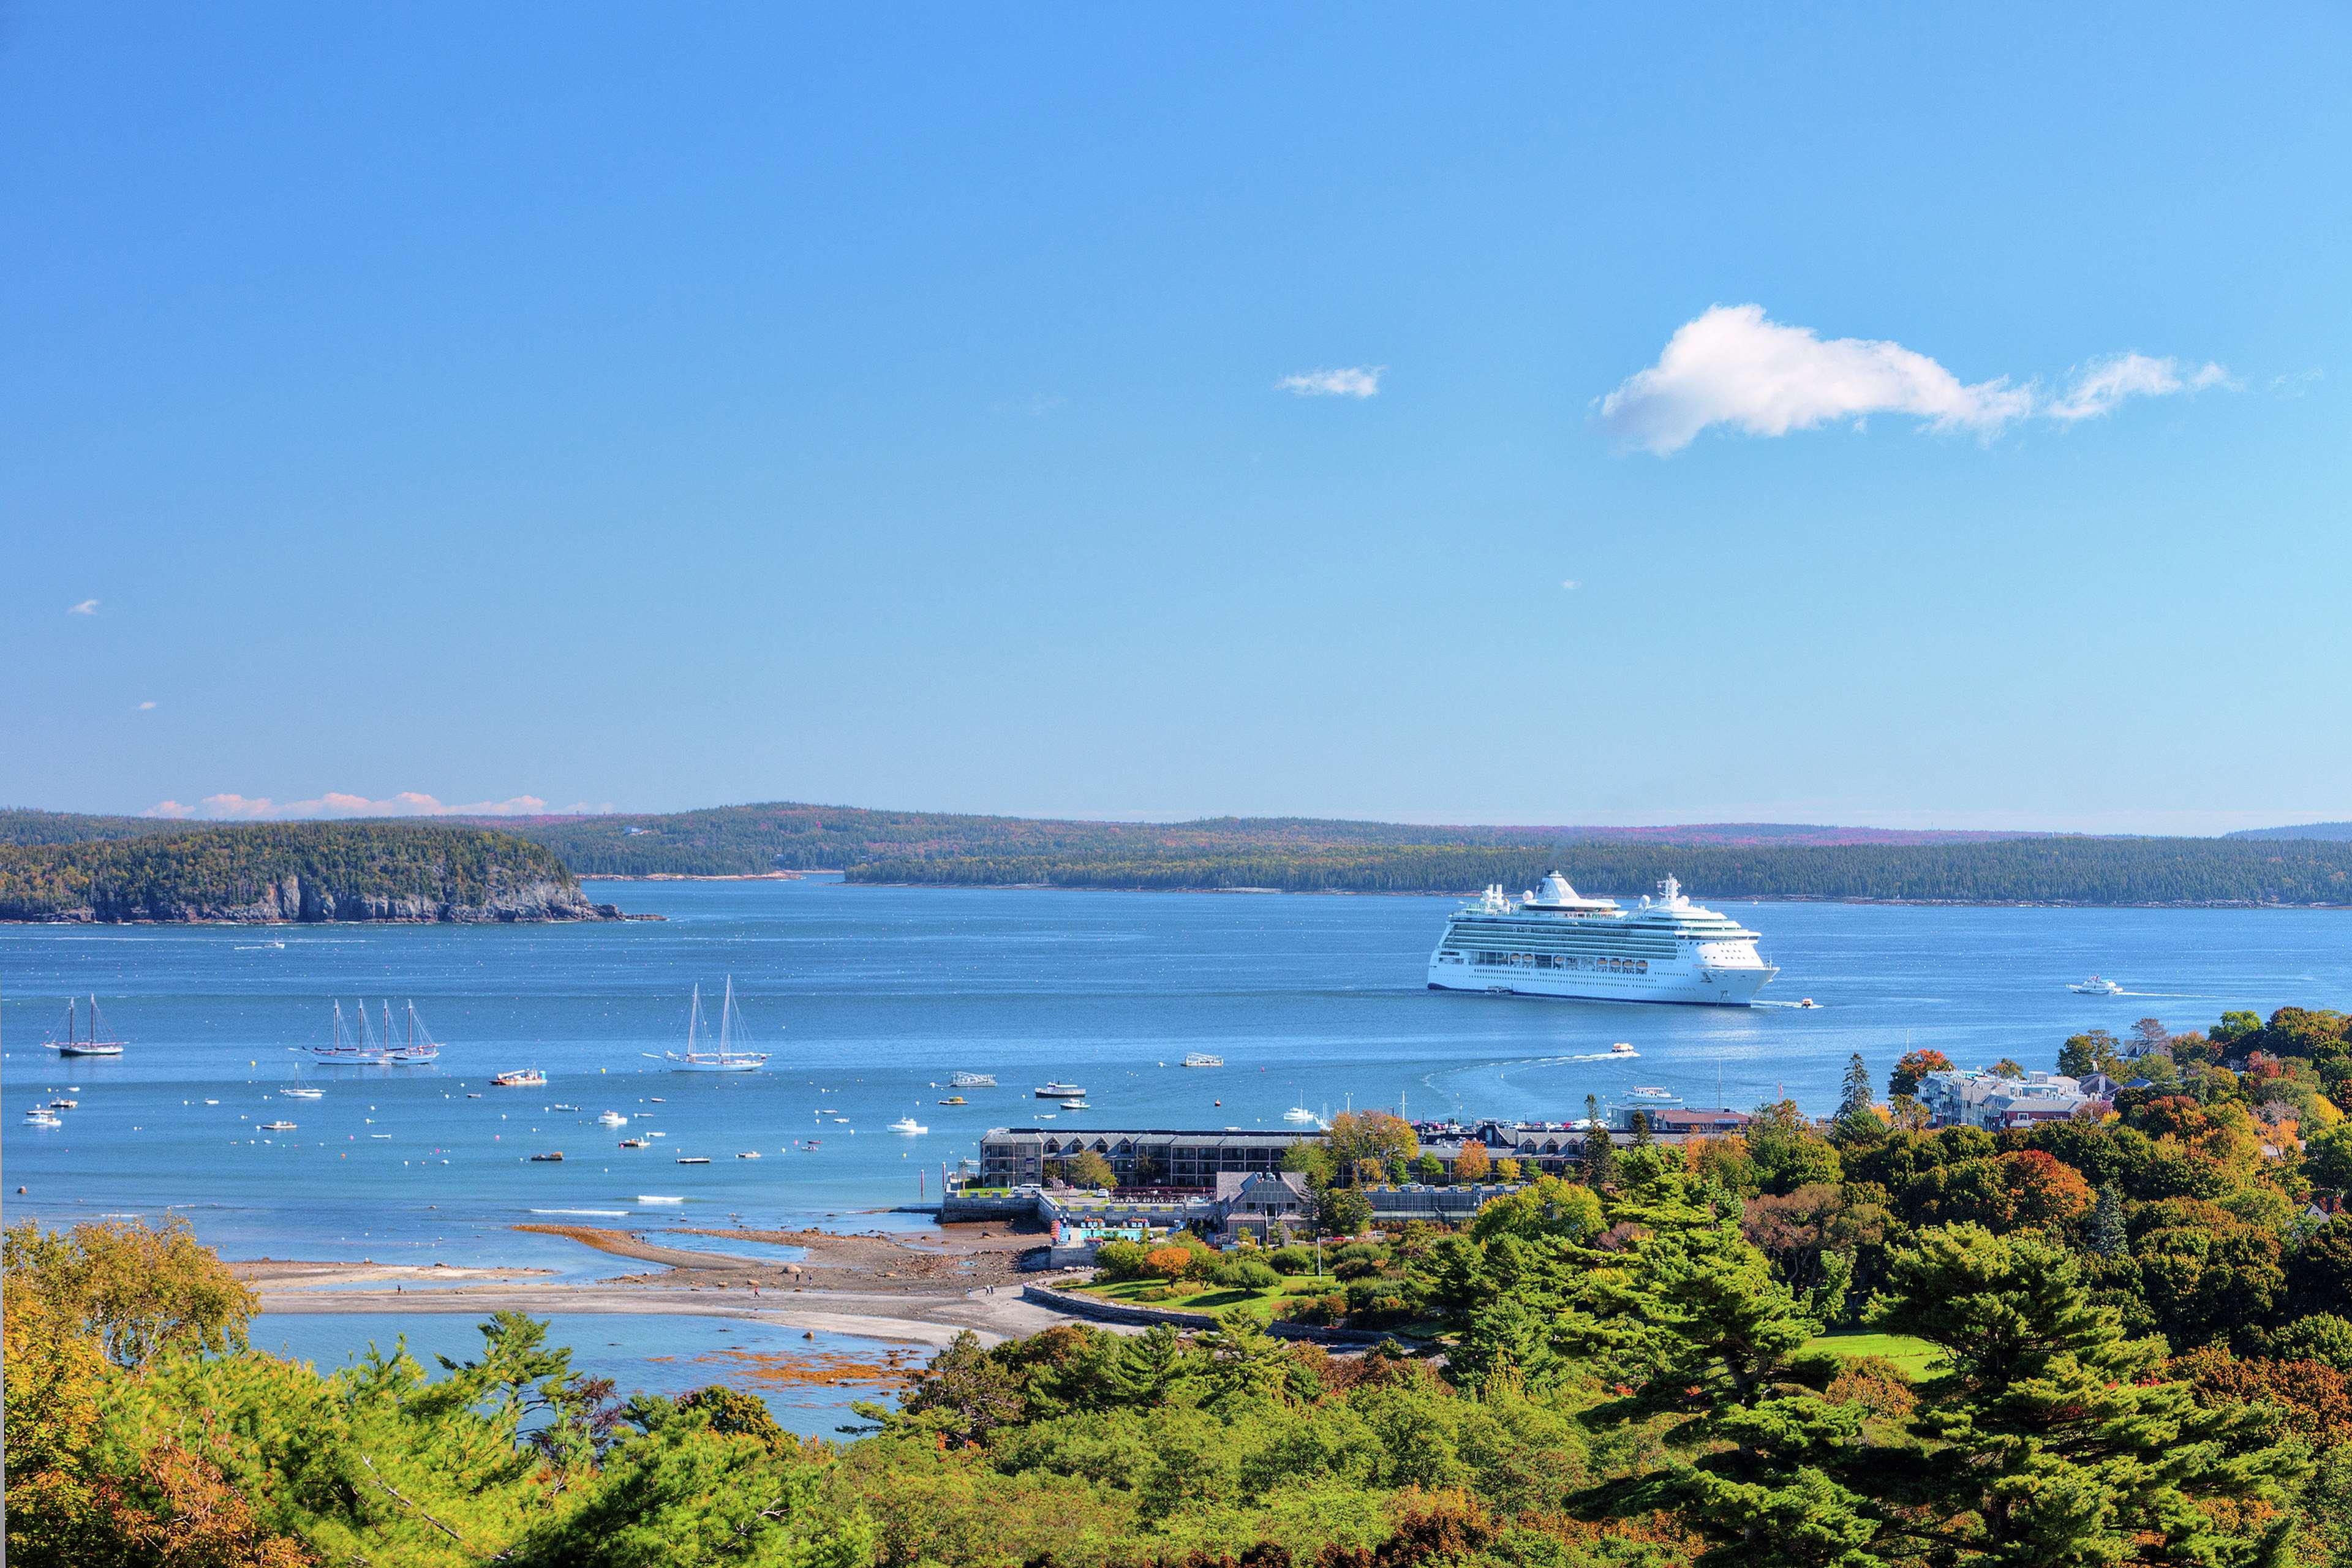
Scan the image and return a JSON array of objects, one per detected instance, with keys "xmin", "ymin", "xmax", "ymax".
[{"xmin": 236, "ymin": 1219, "xmax": 1078, "ymax": 1349}]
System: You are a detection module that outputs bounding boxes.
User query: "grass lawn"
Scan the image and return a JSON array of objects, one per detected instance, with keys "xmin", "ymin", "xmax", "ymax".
[
  {"xmin": 1808, "ymin": 1330, "xmax": 1947, "ymax": 1379},
  {"xmin": 1072, "ymin": 1274, "xmax": 1333, "ymax": 1322}
]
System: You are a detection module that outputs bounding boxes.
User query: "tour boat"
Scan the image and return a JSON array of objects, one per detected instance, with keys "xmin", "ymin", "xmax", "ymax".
[
  {"xmin": 598, "ymin": 1110, "xmax": 629, "ymax": 1127},
  {"xmin": 45, "ymin": 996, "xmax": 127, "ymax": 1057},
  {"xmin": 1182, "ymin": 1052, "xmax": 1224, "ymax": 1068},
  {"xmin": 530, "ymin": 1152, "xmax": 564, "ymax": 1162},
  {"xmin": 260, "ymin": 1120, "xmax": 297, "ymax": 1131},
  {"xmin": 948, "ymin": 1071, "xmax": 998, "ymax": 1088},
  {"xmin": 649, "ymin": 979, "xmax": 769, "ymax": 1072},
  {"xmin": 1035, "ymin": 1080, "xmax": 1084, "ymax": 1099},
  {"xmin": 889, "ymin": 1115, "xmax": 929, "ymax": 1134},
  {"xmin": 2070, "ymin": 975, "xmax": 2124, "ymax": 996},
  {"xmin": 23, "ymin": 1108, "xmax": 63, "ymax": 1127},
  {"xmin": 491, "ymin": 1069, "xmax": 547, "ymax": 1088}
]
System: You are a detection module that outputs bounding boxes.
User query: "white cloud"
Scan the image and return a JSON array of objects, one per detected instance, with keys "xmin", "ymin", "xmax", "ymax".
[
  {"xmin": 1600, "ymin": 304, "xmax": 2228, "ymax": 454},
  {"xmin": 1276, "ymin": 366, "xmax": 1383, "ymax": 398},
  {"xmin": 135, "ymin": 700, "xmax": 157, "ymax": 711},
  {"xmin": 1561, "ymin": 579, "xmax": 1581, "ymax": 590},
  {"xmin": 69, "ymin": 598, "xmax": 99, "ymax": 616},
  {"xmin": 2044, "ymin": 353, "xmax": 2229, "ymax": 422},
  {"xmin": 141, "ymin": 792, "xmax": 611, "ymax": 821}
]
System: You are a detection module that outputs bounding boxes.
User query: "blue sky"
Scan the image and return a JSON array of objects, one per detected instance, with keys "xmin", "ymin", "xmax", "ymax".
[{"xmin": 6, "ymin": 6, "xmax": 2348, "ymax": 832}]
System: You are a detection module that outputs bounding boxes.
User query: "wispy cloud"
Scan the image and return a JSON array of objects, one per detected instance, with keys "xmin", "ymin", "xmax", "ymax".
[
  {"xmin": 2043, "ymin": 352, "xmax": 2228, "ymax": 422},
  {"xmin": 1600, "ymin": 304, "xmax": 2227, "ymax": 454},
  {"xmin": 1277, "ymin": 366, "xmax": 1384, "ymax": 398},
  {"xmin": 135, "ymin": 700, "xmax": 157, "ymax": 711},
  {"xmin": 1561, "ymin": 579, "xmax": 1581, "ymax": 590},
  {"xmin": 69, "ymin": 598, "xmax": 99, "ymax": 616},
  {"xmin": 145, "ymin": 792, "xmax": 611, "ymax": 821}
]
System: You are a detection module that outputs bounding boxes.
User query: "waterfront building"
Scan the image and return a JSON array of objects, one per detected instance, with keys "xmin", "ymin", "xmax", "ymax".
[{"xmin": 1917, "ymin": 1068, "xmax": 2098, "ymax": 1129}]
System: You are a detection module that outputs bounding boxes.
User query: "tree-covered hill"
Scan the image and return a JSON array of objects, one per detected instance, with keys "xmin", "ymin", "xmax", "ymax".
[
  {"xmin": 444, "ymin": 801, "xmax": 2027, "ymax": 878},
  {"xmin": 846, "ymin": 836, "xmax": 2352, "ymax": 906},
  {"xmin": 0, "ymin": 821, "xmax": 619, "ymax": 924}
]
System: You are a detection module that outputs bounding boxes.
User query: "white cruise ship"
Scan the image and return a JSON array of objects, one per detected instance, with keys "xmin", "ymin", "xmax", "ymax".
[{"xmin": 1427, "ymin": 872, "xmax": 1776, "ymax": 1006}]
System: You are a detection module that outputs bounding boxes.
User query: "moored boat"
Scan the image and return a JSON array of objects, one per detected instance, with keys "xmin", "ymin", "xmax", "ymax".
[
  {"xmin": 650, "ymin": 979, "xmax": 769, "ymax": 1072},
  {"xmin": 45, "ymin": 996, "xmax": 127, "ymax": 1057},
  {"xmin": 1428, "ymin": 873, "xmax": 1776, "ymax": 1006},
  {"xmin": 491, "ymin": 1068, "xmax": 548, "ymax": 1088}
]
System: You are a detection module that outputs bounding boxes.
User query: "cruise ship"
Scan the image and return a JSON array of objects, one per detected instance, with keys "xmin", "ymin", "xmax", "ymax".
[{"xmin": 1427, "ymin": 872, "xmax": 1776, "ymax": 1006}]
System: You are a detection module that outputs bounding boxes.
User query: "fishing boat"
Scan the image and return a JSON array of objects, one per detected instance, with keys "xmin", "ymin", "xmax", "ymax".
[
  {"xmin": 44, "ymin": 996, "xmax": 127, "ymax": 1058},
  {"xmin": 598, "ymin": 1111, "xmax": 630, "ymax": 1127},
  {"xmin": 530, "ymin": 1151, "xmax": 565, "ymax": 1162},
  {"xmin": 309, "ymin": 1000, "xmax": 442, "ymax": 1065},
  {"xmin": 259, "ymin": 1120, "xmax": 297, "ymax": 1131},
  {"xmin": 1181, "ymin": 1052, "xmax": 1223, "ymax": 1068},
  {"xmin": 938, "ymin": 1095, "xmax": 967, "ymax": 1105},
  {"xmin": 648, "ymin": 980, "xmax": 769, "ymax": 1072},
  {"xmin": 1058, "ymin": 1098, "xmax": 1090, "ymax": 1111},
  {"xmin": 948, "ymin": 1071, "xmax": 998, "ymax": 1088},
  {"xmin": 491, "ymin": 1069, "xmax": 548, "ymax": 1088},
  {"xmin": 888, "ymin": 1115, "xmax": 929, "ymax": 1134},
  {"xmin": 1035, "ymin": 1080, "xmax": 1084, "ymax": 1099}
]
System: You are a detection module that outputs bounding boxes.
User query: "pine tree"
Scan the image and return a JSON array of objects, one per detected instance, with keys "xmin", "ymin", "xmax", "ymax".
[
  {"xmin": 2089, "ymin": 1179, "xmax": 2128, "ymax": 1258},
  {"xmin": 1630, "ymin": 1109, "xmax": 1654, "ymax": 1147},
  {"xmin": 1838, "ymin": 1053, "xmax": 1872, "ymax": 1119},
  {"xmin": 1864, "ymin": 1224, "xmax": 2304, "ymax": 1566},
  {"xmin": 1582, "ymin": 1093, "xmax": 1616, "ymax": 1189}
]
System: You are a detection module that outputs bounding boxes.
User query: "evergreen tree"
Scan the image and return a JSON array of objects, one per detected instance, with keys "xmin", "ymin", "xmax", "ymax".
[
  {"xmin": 1630, "ymin": 1109, "xmax": 1654, "ymax": 1147},
  {"xmin": 2089, "ymin": 1180, "xmax": 2128, "ymax": 1258},
  {"xmin": 1838, "ymin": 1053, "xmax": 1873, "ymax": 1120},
  {"xmin": 1864, "ymin": 1224, "xmax": 2304, "ymax": 1566},
  {"xmin": 1582, "ymin": 1093, "xmax": 1616, "ymax": 1189}
]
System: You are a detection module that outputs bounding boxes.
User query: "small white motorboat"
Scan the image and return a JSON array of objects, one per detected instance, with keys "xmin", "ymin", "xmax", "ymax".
[
  {"xmin": 888, "ymin": 1115, "xmax": 929, "ymax": 1135},
  {"xmin": 598, "ymin": 1111, "xmax": 629, "ymax": 1127},
  {"xmin": 1181, "ymin": 1052, "xmax": 1223, "ymax": 1068},
  {"xmin": 279, "ymin": 1087, "xmax": 325, "ymax": 1099},
  {"xmin": 260, "ymin": 1120, "xmax": 297, "ymax": 1131},
  {"xmin": 2071, "ymin": 975, "xmax": 2124, "ymax": 996},
  {"xmin": 491, "ymin": 1069, "xmax": 548, "ymax": 1088}
]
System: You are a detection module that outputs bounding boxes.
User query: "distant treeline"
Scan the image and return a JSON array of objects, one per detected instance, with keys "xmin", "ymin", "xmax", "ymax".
[
  {"xmin": 0, "ymin": 821, "xmax": 608, "ymax": 923},
  {"xmin": 440, "ymin": 802, "xmax": 2027, "ymax": 878},
  {"xmin": 845, "ymin": 838, "xmax": 2352, "ymax": 905}
]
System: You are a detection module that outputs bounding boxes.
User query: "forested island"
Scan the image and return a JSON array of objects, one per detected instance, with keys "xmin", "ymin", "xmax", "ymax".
[
  {"xmin": 0, "ymin": 821, "xmax": 621, "ymax": 924},
  {"xmin": 9, "ymin": 802, "xmax": 2352, "ymax": 907},
  {"xmin": 9, "ymin": 1003, "xmax": 2352, "ymax": 1564},
  {"xmin": 850, "ymin": 837, "xmax": 2352, "ymax": 906}
]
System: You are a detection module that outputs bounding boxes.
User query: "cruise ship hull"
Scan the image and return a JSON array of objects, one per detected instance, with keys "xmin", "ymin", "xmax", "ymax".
[{"xmin": 1426, "ymin": 959, "xmax": 1774, "ymax": 1006}]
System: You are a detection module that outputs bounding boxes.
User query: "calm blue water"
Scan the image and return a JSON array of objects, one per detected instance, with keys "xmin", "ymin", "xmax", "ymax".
[
  {"xmin": 252, "ymin": 1313, "xmax": 903, "ymax": 1438},
  {"xmin": 6, "ymin": 878, "xmax": 2348, "ymax": 1270}
]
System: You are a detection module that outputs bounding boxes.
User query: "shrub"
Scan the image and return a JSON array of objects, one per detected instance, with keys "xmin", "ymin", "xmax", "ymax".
[
  {"xmin": 1210, "ymin": 1257, "xmax": 1280, "ymax": 1291},
  {"xmin": 1092, "ymin": 1240, "xmax": 1151, "ymax": 1281},
  {"xmin": 1266, "ymin": 1245, "xmax": 1317, "ymax": 1275}
]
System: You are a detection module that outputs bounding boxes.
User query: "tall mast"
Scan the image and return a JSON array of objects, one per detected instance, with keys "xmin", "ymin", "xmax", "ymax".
[
  {"xmin": 686, "ymin": 984, "xmax": 702, "ymax": 1057},
  {"xmin": 718, "ymin": 977, "xmax": 734, "ymax": 1063}
]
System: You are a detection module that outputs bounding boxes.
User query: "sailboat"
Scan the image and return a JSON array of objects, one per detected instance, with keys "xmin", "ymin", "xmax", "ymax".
[
  {"xmin": 309, "ymin": 1000, "xmax": 443, "ymax": 1064},
  {"xmin": 652, "ymin": 980, "xmax": 769, "ymax": 1072},
  {"xmin": 45, "ymin": 996, "xmax": 127, "ymax": 1057}
]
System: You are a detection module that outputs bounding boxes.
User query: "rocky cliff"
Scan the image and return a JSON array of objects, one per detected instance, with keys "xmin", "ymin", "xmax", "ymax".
[{"xmin": 0, "ymin": 821, "xmax": 626, "ymax": 924}]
